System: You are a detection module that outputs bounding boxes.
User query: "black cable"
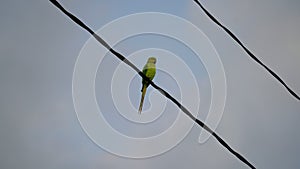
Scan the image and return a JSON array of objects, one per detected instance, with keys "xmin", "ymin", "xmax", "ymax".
[
  {"xmin": 49, "ymin": 0, "xmax": 256, "ymax": 168},
  {"xmin": 193, "ymin": 0, "xmax": 299, "ymax": 101}
]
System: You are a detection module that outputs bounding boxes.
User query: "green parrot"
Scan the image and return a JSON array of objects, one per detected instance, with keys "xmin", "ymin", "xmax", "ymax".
[{"xmin": 138, "ymin": 57, "xmax": 157, "ymax": 114}]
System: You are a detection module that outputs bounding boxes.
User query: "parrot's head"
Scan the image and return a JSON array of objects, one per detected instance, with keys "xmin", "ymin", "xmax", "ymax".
[{"xmin": 147, "ymin": 57, "xmax": 156, "ymax": 64}]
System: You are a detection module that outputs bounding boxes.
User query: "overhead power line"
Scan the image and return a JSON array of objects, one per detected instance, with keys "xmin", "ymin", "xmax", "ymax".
[
  {"xmin": 193, "ymin": 0, "xmax": 300, "ymax": 101},
  {"xmin": 49, "ymin": 0, "xmax": 256, "ymax": 168}
]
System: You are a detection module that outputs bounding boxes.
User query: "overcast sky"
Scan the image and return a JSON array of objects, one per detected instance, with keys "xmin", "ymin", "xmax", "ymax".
[{"xmin": 1, "ymin": 0, "xmax": 300, "ymax": 169}]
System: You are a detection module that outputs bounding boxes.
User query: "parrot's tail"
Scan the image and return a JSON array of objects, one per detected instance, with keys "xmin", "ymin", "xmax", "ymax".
[{"xmin": 138, "ymin": 85, "xmax": 147, "ymax": 114}]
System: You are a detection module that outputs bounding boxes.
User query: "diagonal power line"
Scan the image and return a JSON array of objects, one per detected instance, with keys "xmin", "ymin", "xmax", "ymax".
[
  {"xmin": 49, "ymin": 0, "xmax": 256, "ymax": 168},
  {"xmin": 193, "ymin": 0, "xmax": 300, "ymax": 101}
]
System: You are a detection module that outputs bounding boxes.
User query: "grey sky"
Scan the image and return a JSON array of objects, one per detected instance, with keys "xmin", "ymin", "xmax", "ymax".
[{"xmin": 0, "ymin": 0, "xmax": 300, "ymax": 169}]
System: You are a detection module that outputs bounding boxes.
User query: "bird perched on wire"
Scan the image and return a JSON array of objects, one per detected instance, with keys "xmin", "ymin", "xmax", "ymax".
[{"xmin": 138, "ymin": 57, "xmax": 157, "ymax": 114}]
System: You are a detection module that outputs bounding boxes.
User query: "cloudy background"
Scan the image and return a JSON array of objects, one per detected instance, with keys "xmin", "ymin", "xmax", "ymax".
[{"xmin": 1, "ymin": 0, "xmax": 300, "ymax": 169}]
